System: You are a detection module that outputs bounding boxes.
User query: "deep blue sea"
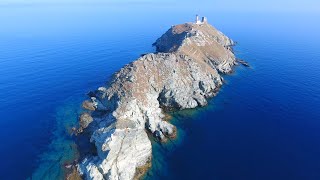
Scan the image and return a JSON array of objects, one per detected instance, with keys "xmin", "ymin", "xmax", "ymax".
[{"xmin": 0, "ymin": 2, "xmax": 320, "ymax": 180}]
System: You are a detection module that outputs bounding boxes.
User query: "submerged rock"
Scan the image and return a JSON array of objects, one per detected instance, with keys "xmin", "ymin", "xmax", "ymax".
[
  {"xmin": 82, "ymin": 100, "xmax": 96, "ymax": 111},
  {"xmin": 79, "ymin": 113, "xmax": 94, "ymax": 129},
  {"xmin": 77, "ymin": 17, "xmax": 237, "ymax": 180},
  {"xmin": 236, "ymin": 58, "xmax": 250, "ymax": 67}
]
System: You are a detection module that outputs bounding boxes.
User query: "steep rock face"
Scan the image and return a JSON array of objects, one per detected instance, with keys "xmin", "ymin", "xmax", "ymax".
[{"xmin": 78, "ymin": 20, "xmax": 236, "ymax": 180}]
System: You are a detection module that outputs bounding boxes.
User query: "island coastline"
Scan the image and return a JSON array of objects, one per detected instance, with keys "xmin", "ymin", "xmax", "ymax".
[{"xmin": 74, "ymin": 16, "xmax": 239, "ymax": 180}]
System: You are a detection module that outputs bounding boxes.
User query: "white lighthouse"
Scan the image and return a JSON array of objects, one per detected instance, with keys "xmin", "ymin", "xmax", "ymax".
[
  {"xmin": 195, "ymin": 14, "xmax": 201, "ymax": 24},
  {"xmin": 201, "ymin": 16, "xmax": 208, "ymax": 23}
]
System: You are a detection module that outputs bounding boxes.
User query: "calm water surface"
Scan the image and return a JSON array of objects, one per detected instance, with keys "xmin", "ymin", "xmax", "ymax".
[{"xmin": 0, "ymin": 3, "xmax": 319, "ymax": 180}]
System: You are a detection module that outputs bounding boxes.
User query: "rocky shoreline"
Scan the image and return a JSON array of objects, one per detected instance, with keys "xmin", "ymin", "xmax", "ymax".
[{"xmin": 74, "ymin": 17, "xmax": 238, "ymax": 180}]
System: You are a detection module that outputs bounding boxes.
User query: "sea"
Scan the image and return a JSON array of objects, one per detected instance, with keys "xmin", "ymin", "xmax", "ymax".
[{"xmin": 0, "ymin": 2, "xmax": 320, "ymax": 180}]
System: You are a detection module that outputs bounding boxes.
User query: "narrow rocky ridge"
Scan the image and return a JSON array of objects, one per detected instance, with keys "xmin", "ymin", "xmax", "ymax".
[{"xmin": 76, "ymin": 19, "xmax": 237, "ymax": 180}]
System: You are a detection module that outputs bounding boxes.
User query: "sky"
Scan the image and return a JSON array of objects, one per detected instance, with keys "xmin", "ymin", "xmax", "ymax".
[{"xmin": 0, "ymin": 0, "xmax": 319, "ymax": 13}]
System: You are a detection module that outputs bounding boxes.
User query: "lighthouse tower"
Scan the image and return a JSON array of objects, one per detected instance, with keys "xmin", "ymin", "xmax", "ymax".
[
  {"xmin": 195, "ymin": 15, "xmax": 201, "ymax": 24},
  {"xmin": 201, "ymin": 16, "xmax": 208, "ymax": 23}
]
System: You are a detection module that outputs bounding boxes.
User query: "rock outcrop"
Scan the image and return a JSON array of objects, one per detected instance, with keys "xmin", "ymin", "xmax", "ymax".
[
  {"xmin": 77, "ymin": 19, "xmax": 237, "ymax": 180},
  {"xmin": 153, "ymin": 22, "xmax": 236, "ymax": 73}
]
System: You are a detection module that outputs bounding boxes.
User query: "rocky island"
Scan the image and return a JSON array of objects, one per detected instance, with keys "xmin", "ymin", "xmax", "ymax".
[{"xmin": 76, "ymin": 15, "xmax": 237, "ymax": 180}]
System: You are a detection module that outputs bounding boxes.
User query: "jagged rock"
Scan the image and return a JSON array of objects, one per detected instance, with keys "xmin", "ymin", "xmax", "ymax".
[
  {"xmin": 77, "ymin": 19, "xmax": 237, "ymax": 180},
  {"xmin": 79, "ymin": 128, "xmax": 151, "ymax": 180},
  {"xmin": 91, "ymin": 97, "xmax": 108, "ymax": 112}
]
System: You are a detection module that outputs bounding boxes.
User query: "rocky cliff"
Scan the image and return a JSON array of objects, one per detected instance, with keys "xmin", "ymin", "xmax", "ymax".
[{"xmin": 77, "ymin": 20, "xmax": 237, "ymax": 180}]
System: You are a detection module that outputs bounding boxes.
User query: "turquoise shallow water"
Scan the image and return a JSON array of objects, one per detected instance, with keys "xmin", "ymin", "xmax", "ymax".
[{"xmin": 0, "ymin": 2, "xmax": 320, "ymax": 180}]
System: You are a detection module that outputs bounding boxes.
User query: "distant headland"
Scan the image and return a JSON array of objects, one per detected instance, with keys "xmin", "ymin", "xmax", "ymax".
[{"xmin": 72, "ymin": 15, "xmax": 240, "ymax": 180}]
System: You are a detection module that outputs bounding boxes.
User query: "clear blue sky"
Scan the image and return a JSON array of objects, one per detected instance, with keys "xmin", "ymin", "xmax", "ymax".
[{"xmin": 0, "ymin": 0, "xmax": 319, "ymax": 13}]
